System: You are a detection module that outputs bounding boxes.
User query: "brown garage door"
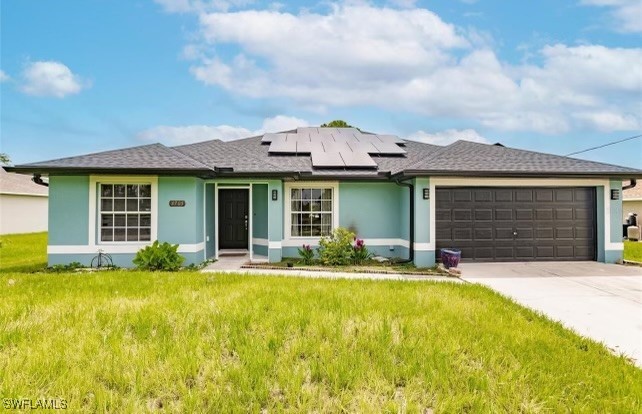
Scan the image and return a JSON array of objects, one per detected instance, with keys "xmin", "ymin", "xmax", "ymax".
[{"xmin": 435, "ymin": 187, "xmax": 596, "ymax": 261}]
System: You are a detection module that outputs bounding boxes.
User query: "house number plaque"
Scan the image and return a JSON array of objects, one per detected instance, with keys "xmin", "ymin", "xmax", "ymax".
[{"xmin": 169, "ymin": 200, "xmax": 186, "ymax": 207}]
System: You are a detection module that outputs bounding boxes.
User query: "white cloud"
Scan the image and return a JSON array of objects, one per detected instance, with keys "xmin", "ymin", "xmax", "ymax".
[
  {"xmin": 138, "ymin": 115, "xmax": 308, "ymax": 145},
  {"xmin": 21, "ymin": 61, "xmax": 87, "ymax": 98},
  {"xmin": 0, "ymin": 70, "xmax": 10, "ymax": 82},
  {"xmin": 581, "ymin": 0, "xmax": 642, "ymax": 33},
  {"xmin": 260, "ymin": 114, "xmax": 308, "ymax": 132},
  {"xmin": 176, "ymin": 4, "xmax": 641, "ymax": 134},
  {"xmin": 138, "ymin": 124, "xmax": 253, "ymax": 145},
  {"xmin": 407, "ymin": 128, "xmax": 490, "ymax": 146}
]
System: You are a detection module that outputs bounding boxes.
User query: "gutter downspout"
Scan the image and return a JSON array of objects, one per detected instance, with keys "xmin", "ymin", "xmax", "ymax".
[
  {"xmin": 32, "ymin": 174, "xmax": 49, "ymax": 187},
  {"xmin": 393, "ymin": 178, "xmax": 414, "ymax": 264},
  {"xmin": 623, "ymin": 179, "xmax": 637, "ymax": 191}
]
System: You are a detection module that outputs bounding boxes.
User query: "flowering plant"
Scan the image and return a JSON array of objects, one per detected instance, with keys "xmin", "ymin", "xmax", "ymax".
[
  {"xmin": 297, "ymin": 244, "xmax": 315, "ymax": 265},
  {"xmin": 351, "ymin": 238, "xmax": 371, "ymax": 265}
]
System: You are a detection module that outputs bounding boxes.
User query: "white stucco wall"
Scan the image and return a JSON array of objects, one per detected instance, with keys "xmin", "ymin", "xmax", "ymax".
[
  {"xmin": 623, "ymin": 200, "xmax": 642, "ymax": 222},
  {"xmin": 0, "ymin": 194, "xmax": 48, "ymax": 235}
]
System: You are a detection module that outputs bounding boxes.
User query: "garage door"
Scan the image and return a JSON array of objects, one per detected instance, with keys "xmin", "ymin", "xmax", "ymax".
[{"xmin": 435, "ymin": 187, "xmax": 596, "ymax": 261}]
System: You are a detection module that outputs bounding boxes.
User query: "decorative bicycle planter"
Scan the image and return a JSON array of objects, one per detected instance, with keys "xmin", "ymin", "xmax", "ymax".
[{"xmin": 440, "ymin": 249, "xmax": 461, "ymax": 269}]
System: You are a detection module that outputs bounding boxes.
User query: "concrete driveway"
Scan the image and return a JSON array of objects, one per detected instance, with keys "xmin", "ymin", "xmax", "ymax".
[{"xmin": 460, "ymin": 262, "xmax": 642, "ymax": 367}]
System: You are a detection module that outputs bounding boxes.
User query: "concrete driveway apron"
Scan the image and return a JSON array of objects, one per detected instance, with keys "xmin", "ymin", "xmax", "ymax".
[{"xmin": 460, "ymin": 261, "xmax": 642, "ymax": 367}]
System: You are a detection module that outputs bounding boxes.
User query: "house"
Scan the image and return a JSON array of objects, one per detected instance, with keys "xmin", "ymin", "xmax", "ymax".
[
  {"xmin": 623, "ymin": 184, "xmax": 642, "ymax": 223},
  {"xmin": 0, "ymin": 167, "xmax": 48, "ymax": 235},
  {"xmin": 7, "ymin": 127, "xmax": 642, "ymax": 267}
]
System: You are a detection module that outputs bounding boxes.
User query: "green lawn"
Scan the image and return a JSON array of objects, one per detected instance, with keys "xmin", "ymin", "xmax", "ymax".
[
  {"xmin": 0, "ymin": 232, "xmax": 47, "ymax": 272},
  {"xmin": 1, "ymin": 272, "xmax": 640, "ymax": 412},
  {"xmin": 624, "ymin": 240, "xmax": 642, "ymax": 262}
]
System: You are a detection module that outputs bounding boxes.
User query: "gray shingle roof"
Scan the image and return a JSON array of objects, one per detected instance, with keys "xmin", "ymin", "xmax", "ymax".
[
  {"xmin": 9, "ymin": 130, "xmax": 642, "ymax": 178},
  {"xmin": 14, "ymin": 143, "xmax": 211, "ymax": 172},
  {"xmin": 397, "ymin": 140, "xmax": 641, "ymax": 176},
  {"xmin": 0, "ymin": 168, "xmax": 48, "ymax": 196}
]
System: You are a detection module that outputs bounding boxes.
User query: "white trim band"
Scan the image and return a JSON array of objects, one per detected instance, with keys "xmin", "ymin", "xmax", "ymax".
[
  {"xmin": 268, "ymin": 241, "xmax": 282, "ymax": 249},
  {"xmin": 253, "ymin": 238, "xmax": 269, "ymax": 246},
  {"xmin": 48, "ymin": 242, "xmax": 205, "ymax": 255}
]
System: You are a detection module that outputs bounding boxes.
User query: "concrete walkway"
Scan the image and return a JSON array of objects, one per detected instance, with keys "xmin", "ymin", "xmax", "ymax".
[{"xmin": 460, "ymin": 262, "xmax": 642, "ymax": 367}]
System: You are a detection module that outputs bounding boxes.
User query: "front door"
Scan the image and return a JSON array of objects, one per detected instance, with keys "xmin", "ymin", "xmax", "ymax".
[{"xmin": 218, "ymin": 189, "xmax": 249, "ymax": 249}]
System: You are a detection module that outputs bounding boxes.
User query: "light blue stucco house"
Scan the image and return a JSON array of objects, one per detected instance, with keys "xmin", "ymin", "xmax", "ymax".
[{"xmin": 9, "ymin": 127, "xmax": 642, "ymax": 268}]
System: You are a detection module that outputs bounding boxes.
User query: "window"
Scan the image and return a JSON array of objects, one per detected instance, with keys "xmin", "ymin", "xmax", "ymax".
[
  {"xmin": 290, "ymin": 188, "xmax": 333, "ymax": 237},
  {"xmin": 99, "ymin": 184, "xmax": 152, "ymax": 242}
]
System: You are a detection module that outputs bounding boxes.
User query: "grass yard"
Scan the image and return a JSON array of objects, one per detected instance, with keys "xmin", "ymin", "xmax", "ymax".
[
  {"xmin": 0, "ymin": 232, "xmax": 47, "ymax": 273},
  {"xmin": 1, "ymin": 272, "xmax": 641, "ymax": 412},
  {"xmin": 624, "ymin": 240, "xmax": 642, "ymax": 262}
]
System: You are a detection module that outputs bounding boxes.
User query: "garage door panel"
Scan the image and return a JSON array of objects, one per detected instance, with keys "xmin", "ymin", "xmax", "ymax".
[
  {"xmin": 555, "ymin": 208, "xmax": 574, "ymax": 220},
  {"xmin": 495, "ymin": 209, "xmax": 513, "ymax": 220},
  {"xmin": 495, "ymin": 189, "xmax": 513, "ymax": 202},
  {"xmin": 536, "ymin": 227, "xmax": 554, "ymax": 239},
  {"xmin": 535, "ymin": 189, "xmax": 554, "ymax": 202},
  {"xmin": 453, "ymin": 209, "xmax": 472, "ymax": 221},
  {"xmin": 515, "ymin": 209, "xmax": 533, "ymax": 220},
  {"xmin": 474, "ymin": 209, "xmax": 493, "ymax": 221},
  {"xmin": 474, "ymin": 228, "xmax": 493, "ymax": 240},
  {"xmin": 536, "ymin": 246, "xmax": 554, "ymax": 257},
  {"xmin": 556, "ymin": 245, "xmax": 574, "ymax": 259},
  {"xmin": 435, "ymin": 209, "xmax": 452, "ymax": 221},
  {"xmin": 515, "ymin": 246, "xmax": 535, "ymax": 258},
  {"xmin": 436, "ymin": 187, "xmax": 595, "ymax": 262}
]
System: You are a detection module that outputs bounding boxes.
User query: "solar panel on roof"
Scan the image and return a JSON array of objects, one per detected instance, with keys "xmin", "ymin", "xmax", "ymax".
[
  {"xmin": 339, "ymin": 151, "xmax": 377, "ymax": 168},
  {"xmin": 261, "ymin": 133, "xmax": 281, "ymax": 143},
  {"xmin": 311, "ymin": 152, "xmax": 345, "ymax": 167},
  {"xmin": 296, "ymin": 141, "xmax": 323, "ymax": 154},
  {"xmin": 372, "ymin": 141, "xmax": 407, "ymax": 154},
  {"xmin": 323, "ymin": 141, "xmax": 352, "ymax": 153},
  {"xmin": 347, "ymin": 141, "xmax": 380, "ymax": 154},
  {"xmin": 376, "ymin": 134, "xmax": 406, "ymax": 144},
  {"xmin": 268, "ymin": 138, "xmax": 297, "ymax": 153}
]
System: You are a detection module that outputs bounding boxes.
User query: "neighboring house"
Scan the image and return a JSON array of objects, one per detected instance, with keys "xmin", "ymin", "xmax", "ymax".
[
  {"xmin": 0, "ymin": 167, "xmax": 48, "ymax": 235},
  {"xmin": 8, "ymin": 127, "xmax": 642, "ymax": 267},
  {"xmin": 623, "ymin": 184, "xmax": 642, "ymax": 223}
]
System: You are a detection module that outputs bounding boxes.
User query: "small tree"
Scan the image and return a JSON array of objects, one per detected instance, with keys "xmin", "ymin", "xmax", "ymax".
[
  {"xmin": 0, "ymin": 153, "xmax": 10, "ymax": 165},
  {"xmin": 320, "ymin": 120, "xmax": 354, "ymax": 128}
]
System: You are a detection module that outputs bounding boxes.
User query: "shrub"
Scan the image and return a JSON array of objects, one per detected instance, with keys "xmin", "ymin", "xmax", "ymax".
[
  {"xmin": 351, "ymin": 238, "xmax": 371, "ymax": 265},
  {"xmin": 133, "ymin": 241, "xmax": 184, "ymax": 271},
  {"xmin": 318, "ymin": 227, "xmax": 355, "ymax": 266},
  {"xmin": 297, "ymin": 244, "xmax": 315, "ymax": 265},
  {"xmin": 46, "ymin": 262, "xmax": 84, "ymax": 273}
]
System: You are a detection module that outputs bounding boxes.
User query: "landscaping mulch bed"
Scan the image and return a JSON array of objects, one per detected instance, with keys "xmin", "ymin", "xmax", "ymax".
[{"xmin": 242, "ymin": 263, "xmax": 453, "ymax": 276}]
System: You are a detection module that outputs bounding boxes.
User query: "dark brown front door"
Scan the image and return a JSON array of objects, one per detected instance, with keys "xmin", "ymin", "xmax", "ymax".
[
  {"xmin": 435, "ymin": 187, "xmax": 596, "ymax": 261},
  {"xmin": 219, "ymin": 189, "xmax": 249, "ymax": 249}
]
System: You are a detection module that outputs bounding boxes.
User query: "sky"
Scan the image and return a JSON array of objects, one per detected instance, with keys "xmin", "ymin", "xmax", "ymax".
[{"xmin": 1, "ymin": 0, "xmax": 641, "ymax": 168}]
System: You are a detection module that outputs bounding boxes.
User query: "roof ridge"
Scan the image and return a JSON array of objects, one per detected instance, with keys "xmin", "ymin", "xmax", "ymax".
[
  {"xmin": 399, "ymin": 140, "xmax": 460, "ymax": 171},
  {"xmin": 457, "ymin": 140, "xmax": 642, "ymax": 171},
  {"xmin": 163, "ymin": 145, "xmax": 215, "ymax": 171},
  {"xmin": 18, "ymin": 143, "xmax": 167, "ymax": 167}
]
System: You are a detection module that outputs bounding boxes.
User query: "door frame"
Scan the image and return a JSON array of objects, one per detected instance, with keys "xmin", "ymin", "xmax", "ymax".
[
  {"xmin": 428, "ymin": 177, "xmax": 619, "ymax": 259},
  {"xmin": 215, "ymin": 184, "xmax": 253, "ymax": 260}
]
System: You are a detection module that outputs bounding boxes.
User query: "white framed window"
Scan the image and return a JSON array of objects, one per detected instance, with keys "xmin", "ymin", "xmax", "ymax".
[
  {"xmin": 99, "ymin": 183, "xmax": 152, "ymax": 242},
  {"xmin": 285, "ymin": 182, "xmax": 339, "ymax": 239}
]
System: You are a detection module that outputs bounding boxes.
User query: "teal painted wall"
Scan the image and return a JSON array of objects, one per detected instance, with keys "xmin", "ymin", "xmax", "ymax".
[
  {"xmin": 253, "ymin": 184, "xmax": 268, "ymax": 239},
  {"xmin": 596, "ymin": 186, "xmax": 605, "ymax": 262},
  {"xmin": 157, "ymin": 177, "xmax": 204, "ymax": 245},
  {"xmin": 282, "ymin": 245, "xmax": 409, "ymax": 260},
  {"xmin": 413, "ymin": 178, "xmax": 430, "ymax": 245},
  {"xmin": 609, "ymin": 180, "xmax": 623, "ymax": 244},
  {"xmin": 339, "ymin": 182, "xmax": 406, "ymax": 239},
  {"xmin": 253, "ymin": 244, "xmax": 268, "ymax": 256},
  {"xmin": 268, "ymin": 180, "xmax": 283, "ymax": 262},
  {"xmin": 48, "ymin": 176, "xmax": 89, "ymax": 245},
  {"xmin": 205, "ymin": 184, "xmax": 216, "ymax": 258}
]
